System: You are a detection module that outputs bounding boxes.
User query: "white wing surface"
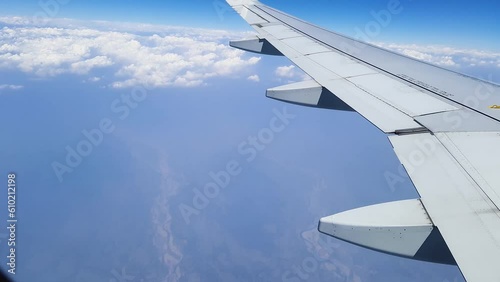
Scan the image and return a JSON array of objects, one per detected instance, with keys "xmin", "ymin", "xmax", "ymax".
[{"xmin": 226, "ymin": 1, "xmax": 500, "ymax": 281}]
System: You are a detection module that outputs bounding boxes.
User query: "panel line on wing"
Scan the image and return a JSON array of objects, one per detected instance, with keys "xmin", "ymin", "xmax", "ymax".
[
  {"xmin": 436, "ymin": 132, "xmax": 500, "ymax": 211},
  {"xmin": 390, "ymin": 133, "xmax": 500, "ymax": 281},
  {"xmin": 254, "ymin": 4, "xmax": 500, "ymax": 126},
  {"xmin": 230, "ymin": 3, "xmax": 500, "ymax": 280}
]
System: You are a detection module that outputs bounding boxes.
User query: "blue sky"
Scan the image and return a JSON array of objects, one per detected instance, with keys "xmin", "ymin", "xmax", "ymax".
[
  {"xmin": 1, "ymin": 0, "xmax": 499, "ymax": 49},
  {"xmin": 0, "ymin": 0, "xmax": 498, "ymax": 281}
]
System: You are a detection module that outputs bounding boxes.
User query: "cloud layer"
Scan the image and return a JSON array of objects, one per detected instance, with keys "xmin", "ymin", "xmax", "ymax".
[
  {"xmin": 247, "ymin": 74, "xmax": 260, "ymax": 82},
  {"xmin": 274, "ymin": 65, "xmax": 311, "ymax": 82},
  {"xmin": 375, "ymin": 42, "xmax": 500, "ymax": 68},
  {"xmin": 0, "ymin": 17, "xmax": 260, "ymax": 88},
  {"xmin": 1, "ymin": 16, "xmax": 498, "ymax": 89},
  {"xmin": 0, "ymin": 84, "xmax": 23, "ymax": 90}
]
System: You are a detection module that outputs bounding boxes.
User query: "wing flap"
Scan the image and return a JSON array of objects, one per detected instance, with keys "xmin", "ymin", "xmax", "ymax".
[
  {"xmin": 307, "ymin": 52, "xmax": 378, "ymax": 78},
  {"xmin": 389, "ymin": 133, "xmax": 500, "ymax": 282},
  {"xmin": 415, "ymin": 109, "xmax": 500, "ymax": 132},
  {"xmin": 320, "ymin": 78, "xmax": 424, "ymax": 132},
  {"xmin": 229, "ymin": 2, "xmax": 461, "ymax": 133},
  {"xmin": 435, "ymin": 132, "xmax": 500, "ymax": 209},
  {"xmin": 245, "ymin": 27, "xmax": 426, "ymax": 132},
  {"xmin": 261, "ymin": 25, "xmax": 301, "ymax": 39},
  {"xmin": 232, "ymin": 5, "xmax": 268, "ymax": 25},
  {"xmin": 347, "ymin": 73, "xmax": 458, "ymax": 117},
  {"xmin": 250, "ymin": 3, "xmax": 500, "ymax": 122},
  {"xmin": 281, "ymin": 37, "xmax": 331, "ymax": 55}
]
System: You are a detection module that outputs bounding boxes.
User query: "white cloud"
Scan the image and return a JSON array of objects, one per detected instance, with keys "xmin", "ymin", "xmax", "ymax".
[
  {"xmin": 400, "ymin": 49, "xmax": 433, "ymax": 61},
  {"xmin": 374, "ymin": 42, "xmax": 500, "ymax": 68},
  {"xmin": 3, "ymin": 16, "xmax": 496, "ymax": 90},
  {"xmin": 0, "ymin": 84, "xmax": 23, "ymax": 90},
  {"xmin": 0, "ymin": 17, "xmax": 261, "ymax": 88},
  {"xmin": 275, "ymin": 65, "xmax": 297, "ymax": 78},
  {"xmin": 70, "ymin": 56, "xmax": 113, "ymax": 75},
  {"xmin": 274, "ymin": 65, "xmax": 311, "ymax": 82},
  {"xmin": 247, "ymin": 74, "xmax": 260, "ymax": 82}
]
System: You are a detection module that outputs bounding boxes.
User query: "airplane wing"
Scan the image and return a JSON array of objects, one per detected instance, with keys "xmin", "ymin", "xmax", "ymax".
[{"xmin": 225, "ymin": 1, "xmax": 500, "ymax": 281}]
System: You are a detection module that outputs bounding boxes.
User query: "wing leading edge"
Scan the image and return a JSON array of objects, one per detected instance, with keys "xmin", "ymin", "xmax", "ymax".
[{"xmin": 226, "ymin": 1, "xmax": 500, "ymax": 281}]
